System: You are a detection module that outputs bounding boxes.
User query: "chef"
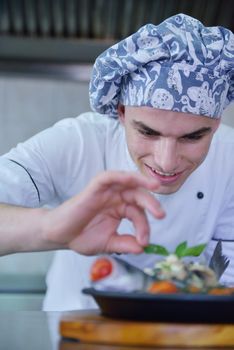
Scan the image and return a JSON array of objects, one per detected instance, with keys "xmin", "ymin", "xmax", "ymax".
[{"xmin": 0, "ymin": 13, "xmax": 233, "ymax": 311}]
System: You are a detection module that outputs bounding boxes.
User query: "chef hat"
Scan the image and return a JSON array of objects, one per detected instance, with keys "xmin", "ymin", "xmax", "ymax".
[{"xmin": 89, "ymin": 13, "xmax": 234, "ymax": 118}]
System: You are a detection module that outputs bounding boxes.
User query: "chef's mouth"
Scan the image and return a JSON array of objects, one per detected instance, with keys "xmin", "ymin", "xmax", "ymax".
[{"xmin": 145, "ymin": 164, "xmax": 183, "ymax": 183}]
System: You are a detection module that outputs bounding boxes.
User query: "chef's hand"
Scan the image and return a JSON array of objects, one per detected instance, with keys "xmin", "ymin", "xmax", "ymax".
[{"xmin": 42, "ymin": 171, "xmax": 165, "ymax": 255}]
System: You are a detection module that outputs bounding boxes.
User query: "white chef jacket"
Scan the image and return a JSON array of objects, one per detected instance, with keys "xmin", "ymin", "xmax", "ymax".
[{"xmin": 0, "ymin": 112, "xmax": 234, "ymax": 311}]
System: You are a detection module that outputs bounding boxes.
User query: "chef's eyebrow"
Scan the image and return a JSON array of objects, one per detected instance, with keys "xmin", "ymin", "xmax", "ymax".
[
  {"xmin": 132, "ymin": 121, "xmax": 212, "ymax": 138},
  {"xmin": 132, "ymin": 121, "xmax": 160, "ymax": 135},
  {"xmin": 181, "ymin": 127, "xmax": 212, "ymax": 139}
]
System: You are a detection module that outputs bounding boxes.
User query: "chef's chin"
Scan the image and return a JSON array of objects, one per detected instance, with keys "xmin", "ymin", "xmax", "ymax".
[{"xmin": 151, "ymin": 174, "xmax": 189, "ymax": 195}]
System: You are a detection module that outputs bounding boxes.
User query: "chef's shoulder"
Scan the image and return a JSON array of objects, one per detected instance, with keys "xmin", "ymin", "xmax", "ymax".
[{"xmin": 55, "ymin": 111, "xmax": 119, "ymax": 140}]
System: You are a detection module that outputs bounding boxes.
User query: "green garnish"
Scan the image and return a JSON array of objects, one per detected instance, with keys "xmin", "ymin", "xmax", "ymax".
[
  {"xmin": 175, "ymin": 241, "xmax": 206, "ymax": 258},
  {"xmin": 144, "ymin": 241, "xmax": 206, "ymax": 258},
  {"xmin": 144, "ymin": 244, "xmax": 169, "ymax": 256}
]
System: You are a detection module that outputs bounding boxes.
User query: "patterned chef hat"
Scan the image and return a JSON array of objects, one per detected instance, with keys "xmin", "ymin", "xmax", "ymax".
[{"xmin": 89, "ymin": 13, "xmax": 234, "ymax": 118}]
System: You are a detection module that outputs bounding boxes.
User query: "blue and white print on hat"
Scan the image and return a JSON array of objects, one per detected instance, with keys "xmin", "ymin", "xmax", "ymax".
[{"xmin": 89, "ymin": 13, "xmax": 234, "ymax": 118}]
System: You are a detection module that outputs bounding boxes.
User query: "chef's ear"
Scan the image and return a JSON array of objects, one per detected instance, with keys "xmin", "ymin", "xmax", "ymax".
[{"xmin": 117, "ymin": 104, "xmax": 125, "ymax": 124}]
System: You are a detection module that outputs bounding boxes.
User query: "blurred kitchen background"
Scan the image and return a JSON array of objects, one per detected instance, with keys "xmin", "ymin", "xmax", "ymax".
[{"xmin": 0, "ymin": 0, "xmax": 233, "ymax": 310}]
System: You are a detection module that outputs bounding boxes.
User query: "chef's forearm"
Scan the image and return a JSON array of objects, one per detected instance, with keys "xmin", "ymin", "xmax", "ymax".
[{"xmin": 0, "ymin": 203, "xmax": 62, "ymax": 256}]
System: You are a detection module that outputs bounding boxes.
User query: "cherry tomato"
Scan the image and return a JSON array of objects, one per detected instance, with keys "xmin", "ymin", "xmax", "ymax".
[{"xmin": 90, "ymin": 258, "xmax": 113, "ymax": 282}]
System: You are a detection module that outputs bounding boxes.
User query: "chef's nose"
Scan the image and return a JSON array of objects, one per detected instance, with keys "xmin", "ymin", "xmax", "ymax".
[{"xmin": 154, "ymin": 138, "xmax": 179, "ymax": 173}]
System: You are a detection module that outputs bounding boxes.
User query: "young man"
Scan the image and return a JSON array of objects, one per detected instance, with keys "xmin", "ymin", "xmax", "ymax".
[{"xmin": 0, "ymin": 13, "xmax": 233, "ymax": 311}]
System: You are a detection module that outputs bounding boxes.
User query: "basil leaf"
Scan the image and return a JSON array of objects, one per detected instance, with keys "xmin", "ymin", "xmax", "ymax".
[
  {"xmin": 175, "ymin": 241, "xmax": 188, "ymax": 258},
  {"xmin": 144, "ymin": 242, "xmax": 206, "ymax": 258},
  {"xmin": 180, "ymin": 243, "xmax": 207, "ymax": 257},
  {"xmin": 174, "ymin": 241, "xmax": 206, "ymax": 258},
  {"xmin": 144, "ymin": 244, "xmax": 169, "ymax": 256}
]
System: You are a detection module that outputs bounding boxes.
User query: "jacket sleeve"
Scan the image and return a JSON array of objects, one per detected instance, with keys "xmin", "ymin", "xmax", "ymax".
[
  {"xmin": 0, "ymin": 157, "xmax": 40, "ymax": 207},
  {"xmin": 0, "ymin": 117, "xmax": 84, "ymax": 207}
]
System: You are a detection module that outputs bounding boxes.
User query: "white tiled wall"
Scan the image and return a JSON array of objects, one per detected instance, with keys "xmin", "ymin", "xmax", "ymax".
[{"xmin": 0, "ymin": 75, "xmax": 91, "ymax": 155}]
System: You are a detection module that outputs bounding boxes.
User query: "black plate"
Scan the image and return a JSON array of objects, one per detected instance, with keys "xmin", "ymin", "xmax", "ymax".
[{"xmin": 83, "ymin": 288, "xmax": 234, "ymax": 323}]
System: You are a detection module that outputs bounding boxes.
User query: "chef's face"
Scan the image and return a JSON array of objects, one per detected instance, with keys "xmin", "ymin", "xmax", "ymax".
[{"xmin": 118, "ymin": 105, "xmax": 220, "ymax": 195}]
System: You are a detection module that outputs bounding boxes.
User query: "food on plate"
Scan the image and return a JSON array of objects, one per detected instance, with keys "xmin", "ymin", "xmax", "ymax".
[
  {"xmin": 144, "ymin": 253, "xmax": 218, "ymax": 293},
  {"xmin": 144, "ymin": 241, "xmax": 231, "ymax": 294},
  {"xmin": 89, "ymin": 241, "xmax": 233, "ymax": 295}
]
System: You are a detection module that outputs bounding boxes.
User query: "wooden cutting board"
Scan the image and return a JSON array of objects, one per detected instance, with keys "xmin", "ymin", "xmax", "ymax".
[{"xmin": 60, "ymin": 310, "xmax": 234, "ymax": 347}]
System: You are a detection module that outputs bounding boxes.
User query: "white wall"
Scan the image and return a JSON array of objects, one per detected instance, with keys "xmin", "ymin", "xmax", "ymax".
[{"xmin": 222, "ymin": 103, "xmax": 234, "ymax": 127}]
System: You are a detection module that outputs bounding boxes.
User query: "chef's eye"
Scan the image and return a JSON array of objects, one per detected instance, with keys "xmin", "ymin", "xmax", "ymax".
[
  {"xmin": 182, "ymin": 134, "xmax": 204, "ymax": 141},
  {"xmin": 139, "ymin": 129, "xmax": 158, "ymax": 137}
]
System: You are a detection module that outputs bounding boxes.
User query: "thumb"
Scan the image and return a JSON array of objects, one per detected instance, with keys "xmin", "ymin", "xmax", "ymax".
[{"xmin": 106, "ymin": 234, "xmax": 144, "ymax": 254}]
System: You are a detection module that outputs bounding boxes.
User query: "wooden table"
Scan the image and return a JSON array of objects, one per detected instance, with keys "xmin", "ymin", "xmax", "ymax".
[
  {"xmin": 60, "ymin": 309, "xmax": 234, "ymax": 348},
  {"xmin": 1, "ymin": 310, "xmax": 234, "ymax": 350}
]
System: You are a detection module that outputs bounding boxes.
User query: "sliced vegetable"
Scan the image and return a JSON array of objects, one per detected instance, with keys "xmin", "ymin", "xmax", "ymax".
[
  {"xmin": 148, "ymin": 280, "xmax": 178, "ymax": 294},
  {"xmin": 208, "ymin": 287, "xmax": 234, "ymax": 296},
  {"xmin": 186, "ymin": 285, "xmax": 202, "ymax": 294}
]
